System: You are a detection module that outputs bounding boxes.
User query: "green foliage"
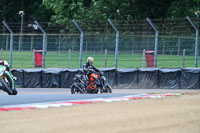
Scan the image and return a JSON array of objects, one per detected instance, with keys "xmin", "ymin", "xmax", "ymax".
[
  {"xmin": 167, "ymin": 0, "xmax": 200, "ymax": 18},
  {"xmin": 0, "ymin": 0, "xmax": 53, "ymax": 22},
  {"xmin": 1, "ymin": 0, "xmax": 200, "ymax": 23},
  {"xmin": 42, "ymin": 0, "xmax": 200, "ymax": 24}
]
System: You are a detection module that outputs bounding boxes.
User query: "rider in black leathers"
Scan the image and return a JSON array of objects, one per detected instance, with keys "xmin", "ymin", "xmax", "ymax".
[
  {"xmin": 83, "ymin": 57, "xmax": 101, "ymax": 89},
  {"xmin": 83, "ymin": 57, "xmax": 100, "ymax": 75}
]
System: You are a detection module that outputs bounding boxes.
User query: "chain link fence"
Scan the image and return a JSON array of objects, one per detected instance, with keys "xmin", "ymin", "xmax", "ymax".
[{"xmin": 0, "ymin": 18, "xmax": 199, "ymax": 69}]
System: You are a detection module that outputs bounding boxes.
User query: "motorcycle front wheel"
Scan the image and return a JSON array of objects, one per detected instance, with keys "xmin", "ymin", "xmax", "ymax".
[
  {"xmin": 4, "ymin": 72, "xmax": 17, "ymax": 95},
  {"xmin": 106, "ymin": 84, "xmax": 112, "ymax": 93},
  {"xmin": 0, "ymin": 79, "xmax": 13, "ymax": 95},
  {"xmin": 12, "ymin": 88, "xmax": 18, "ymax": 95}
]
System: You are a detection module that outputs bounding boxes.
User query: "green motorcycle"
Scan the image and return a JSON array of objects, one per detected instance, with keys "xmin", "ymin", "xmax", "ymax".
[{"xmin": 0, "ymin": 65, "xmax": 17, "ymax": 95}]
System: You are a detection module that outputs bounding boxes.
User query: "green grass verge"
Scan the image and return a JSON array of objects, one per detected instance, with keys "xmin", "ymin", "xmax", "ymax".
[{"xmin": 0, "ymin": 51, "xmax": 199, "ymax": 69}]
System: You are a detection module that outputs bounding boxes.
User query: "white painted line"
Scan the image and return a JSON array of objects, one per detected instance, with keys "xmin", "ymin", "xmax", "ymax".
[
  {"xmin": 35, "ymin": 105, "xmax": 49, "ymax": 109},
  {"xmin": 0, "ymin": 93, "xmax": 180, "ymax": 111},
  {"xmin": 47, "ymin": 104, "xmax": 62, "ymax": 108},
  {"xmin": 59, "ymin": 103, "xmax": 73, "ymax": 107}
]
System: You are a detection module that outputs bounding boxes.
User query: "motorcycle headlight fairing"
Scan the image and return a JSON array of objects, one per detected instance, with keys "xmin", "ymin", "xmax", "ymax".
[{"xmin": 0, "ymin": 69, "xmax": 5, "ymax": 77}]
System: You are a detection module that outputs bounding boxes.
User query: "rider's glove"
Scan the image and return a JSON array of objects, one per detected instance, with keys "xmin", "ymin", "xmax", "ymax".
[{"xmin": 13, "ymin": 76, "xmax": 17, "ymax": 80}]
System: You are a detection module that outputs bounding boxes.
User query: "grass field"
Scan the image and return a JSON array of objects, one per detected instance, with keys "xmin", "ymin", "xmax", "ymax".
[{"xmin": 0, "ymin": 51, "xmax": 199, "ymax": 69}]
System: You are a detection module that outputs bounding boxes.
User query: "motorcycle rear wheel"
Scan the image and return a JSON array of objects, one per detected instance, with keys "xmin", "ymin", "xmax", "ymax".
[
  {"xmin": 71, "ymin": 86, "xmax": 76, "ymax": 94},
  {"xmin": 71, "ymin": 85, "xmax": 84, "ymax": 94},
  {"xmin": 0, "ymin": 79, "xmax": 13, "ymax": 95}
]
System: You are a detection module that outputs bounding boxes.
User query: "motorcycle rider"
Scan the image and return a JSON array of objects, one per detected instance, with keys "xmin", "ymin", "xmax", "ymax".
[
  {"xmin": 0, "ymin": 60, "xmax": 17, "ymax": 80},
  {"xmin": 83, "ymin": 57, "xmax": 101, "ymax": 75},
  {"xmin": 83, "ymin": 57, "xmax": 102, "ymax": 91}
]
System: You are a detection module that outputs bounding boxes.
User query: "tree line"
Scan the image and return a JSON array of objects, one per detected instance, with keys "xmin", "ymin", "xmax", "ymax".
[{"xmin": 0, "ymin": 0, "xmax": 199, "ymax": 23}]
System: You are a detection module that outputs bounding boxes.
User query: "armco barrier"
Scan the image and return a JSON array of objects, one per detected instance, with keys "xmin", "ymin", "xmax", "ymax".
[{"xmin": 11, "ymin": 68, "xmax": 200, "ymax": 89}]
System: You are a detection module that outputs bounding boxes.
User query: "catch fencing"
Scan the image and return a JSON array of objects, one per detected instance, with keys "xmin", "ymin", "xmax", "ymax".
[{"xmin": 0, "ymin": 18, "xmax": 200, "ymax": 69}]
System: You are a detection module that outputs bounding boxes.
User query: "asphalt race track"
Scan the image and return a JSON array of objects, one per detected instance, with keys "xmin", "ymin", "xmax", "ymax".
[
  {"xmin": 0, "ymin": 88, "xmax": 198, "ymax": 107},
  {"xmin": 0, "ymin": 88, "xmax": 144, "ymax": 106},
  {"xmin": 0, "ymin": 88, "xmax": 137, "ymax": 106}
]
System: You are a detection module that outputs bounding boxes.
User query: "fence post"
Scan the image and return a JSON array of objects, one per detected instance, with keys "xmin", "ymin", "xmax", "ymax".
[
  {"xmin": 177, "ymin": 37, "xmax": 181, "ymax": 55},
  {"xmin": 19, "ymin": 11, "xmax": 24, "ymax": 51},
  {"xmin": 72, "ymin": 19, "xmax": 83, "ymax": 69},
  {"xmin": 162, "ymin": 41, "xmax": 165, "ymax": 55},
  {"xmin": 0, "ymin": 48, "xmax": 3, "ymax": 60},
  {"xmin": 34, "ymin": 20, "xmax": 46, "ymax": 68},
  {"xmin": 33, "ymin": 49, "xmax": 35, "ymax": 67},
  {"xmin": 68, "ymin": 49, "xmax": 71, "ymax": 68},
  {"xmin": 1, "ymin": 48, "xmax": 3, "ymax": 60},
  {"xmin": 6, "ymin": 35, "xmax": 8, "ymax": 51},
  {"xmin": 2, "ymin": 21, "xmax": 13, "ymax": 69},
  {"xmin": 142, "ymin": 49, "xmax": 146, "ymax": 68},
  {"xmin": 104, "ymin": 49, "xmax": 107, "ymax": 68},
  {"xmin": 131, "ymin": 47, "xmax": 134, "ymax": 67},
  {"xmin": 146, "ymin": 18, "xmax": 159, "ymax": 68},
  {"xmin": 107, "ymin": 19, "xmax": 119, "ymax": 69},
  {"xmin": 30, "ymin": 34, "xmax": 33, "ymax": 51},
  {"xmin": 186, "ymin": 16, "xmax": 199, "ymax": 67},
  {"xmin": 182, "ymin": 49, "xmax": 186, "ymax": 68},
  {"xmin": 58, "ymin": 35, "xmax": 61, "ymax": 53}
]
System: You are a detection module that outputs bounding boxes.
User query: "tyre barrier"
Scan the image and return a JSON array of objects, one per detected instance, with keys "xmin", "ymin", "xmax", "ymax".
[{"xmin": 11, "ymin": 68, "xmax": 200, "ymax": 89}]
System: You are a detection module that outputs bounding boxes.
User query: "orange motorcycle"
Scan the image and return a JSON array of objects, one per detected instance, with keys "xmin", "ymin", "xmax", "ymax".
[{"xmin": 71, "ymin": 69, "xmax": 112, "ymax": 94}]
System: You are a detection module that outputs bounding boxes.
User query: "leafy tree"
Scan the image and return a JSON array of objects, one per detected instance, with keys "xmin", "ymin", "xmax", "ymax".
[
  {"xmin": 1, "ymin": 0, "xmax": 200, "ymax": 23},
  {"xmin": 0, "ymin": 0, "xmax": 21, "ymax": 21},
  {"xmin": 0, "ymin": 0, "xmax": 53, "ymax": 22},
  {"xmin": 43, "ymin": 0, "xmax": 200, "ymax": 24},
  {"xmin": 168, "ymin": 0, "xmax": 200, "ymax": 18}
]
